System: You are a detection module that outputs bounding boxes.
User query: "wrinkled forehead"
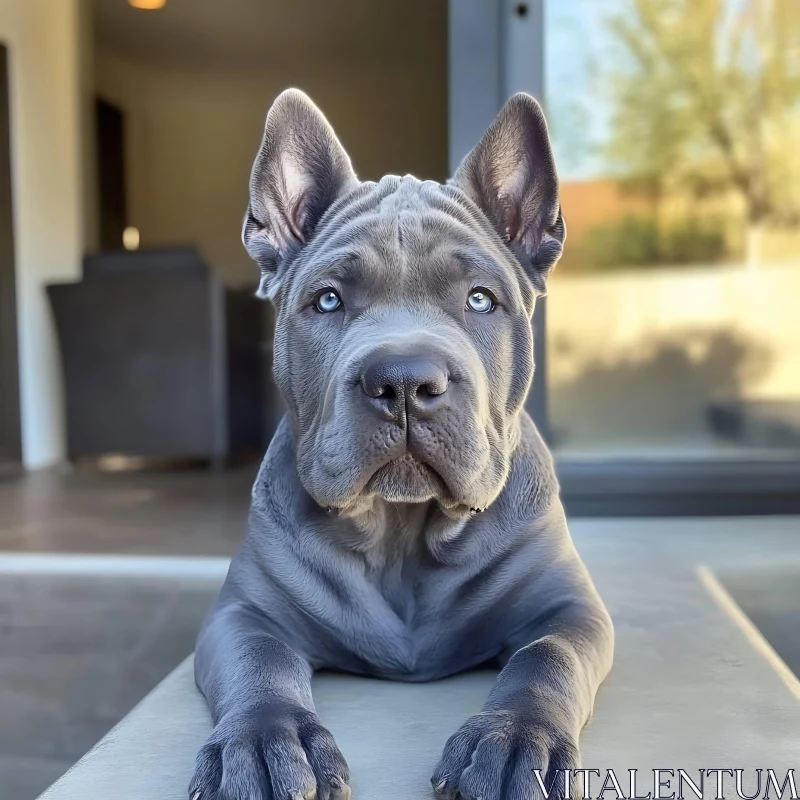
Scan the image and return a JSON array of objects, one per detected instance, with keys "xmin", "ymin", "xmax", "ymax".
[{"xmin": 283, "ymin": 175, "xmax": 530, "ymax": 304}]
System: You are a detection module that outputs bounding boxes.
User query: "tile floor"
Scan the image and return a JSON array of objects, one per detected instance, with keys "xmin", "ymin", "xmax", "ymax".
[{"xmin": 0, "ymin": 463, "xmax": 256, "ymax": 556}]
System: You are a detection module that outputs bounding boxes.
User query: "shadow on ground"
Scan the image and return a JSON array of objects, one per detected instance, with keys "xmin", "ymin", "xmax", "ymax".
[{"xmin": 549, "ymin": 327, "xmax": 774, "ymax": 448}]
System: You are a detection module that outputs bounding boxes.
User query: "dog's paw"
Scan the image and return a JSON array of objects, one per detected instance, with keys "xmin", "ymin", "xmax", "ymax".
[
  {"xmin": 189, "ymin": 703, "xmax": 350, "ymax": 800},
  {"xmin": 431, "ymin": 709, "xmax": 579, "ymax": 800}
]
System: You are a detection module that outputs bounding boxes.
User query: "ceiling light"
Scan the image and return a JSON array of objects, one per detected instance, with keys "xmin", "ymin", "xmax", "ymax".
[{"xmin": 128, "ymin": 0, "xmax": 166, "ymax": 9}]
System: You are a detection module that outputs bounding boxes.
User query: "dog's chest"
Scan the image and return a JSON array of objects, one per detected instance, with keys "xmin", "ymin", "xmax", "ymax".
[
  {"xmin": 366, "ymin": 552, "xmax": 420, "ymax": 624},
  {"xmin": 310, "ymin": 551, "xmax": 512, "ymax": 680},
  {"xmin": 255, "ymin": 501, "xmax": 540, "ymax": 679}
]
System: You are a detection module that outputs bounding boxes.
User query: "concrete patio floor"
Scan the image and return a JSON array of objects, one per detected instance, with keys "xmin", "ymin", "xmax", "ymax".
[{"xmin": 0, "ymin": 466, "xmax": 798, "ymax": 799}]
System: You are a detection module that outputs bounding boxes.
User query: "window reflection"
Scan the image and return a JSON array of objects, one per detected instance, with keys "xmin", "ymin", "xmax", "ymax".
[{"xmin": 546, "ymin": 0, "xmax": 800, "ymax": 455}]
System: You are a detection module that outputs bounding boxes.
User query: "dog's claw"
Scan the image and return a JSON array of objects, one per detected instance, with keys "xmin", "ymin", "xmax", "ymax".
[
  {"xmin": 329, "ymin": 774, "xmax": 351, "ymax": 799},
  {"xmin": 190, "ymin": 792, "xmax": 202, "ymax": 800},
  {"xmin": 433, "ymin": 778, "xmax": 448, "ymax": 794}
]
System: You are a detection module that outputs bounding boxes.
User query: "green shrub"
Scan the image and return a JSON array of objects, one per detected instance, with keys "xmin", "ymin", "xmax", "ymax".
[
  {"xmin": 579, "ymin": 214, "xmax": 728, "ymax": 271},
  {"xmin": 662, "ymin": 217, "xmax": 727, "ymax": 264}
]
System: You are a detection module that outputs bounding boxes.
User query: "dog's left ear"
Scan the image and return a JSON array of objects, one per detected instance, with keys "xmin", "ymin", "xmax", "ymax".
[
  {"xmin": 243, "ymin": 89, "xmax": 358, "ymax": 298},
  {"xmin": 451, "ymin": 93, "xmax": 565, "ymax": 294}
]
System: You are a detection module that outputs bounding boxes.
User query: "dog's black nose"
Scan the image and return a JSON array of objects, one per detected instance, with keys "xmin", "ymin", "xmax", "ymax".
[{"xmin": 361, "ymin": 354, "xmax": 449, "ymax": 420}]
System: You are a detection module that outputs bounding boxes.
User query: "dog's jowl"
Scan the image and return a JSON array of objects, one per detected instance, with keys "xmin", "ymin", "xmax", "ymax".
[{"xmin": 190, "ymin": 89, "xmax": 614, "ymax": 800}]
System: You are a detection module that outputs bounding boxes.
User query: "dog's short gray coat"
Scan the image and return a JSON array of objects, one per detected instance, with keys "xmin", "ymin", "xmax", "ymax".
[{"xmin": 191, "ymin": 89, "xmax": 613, "ymax": 800}]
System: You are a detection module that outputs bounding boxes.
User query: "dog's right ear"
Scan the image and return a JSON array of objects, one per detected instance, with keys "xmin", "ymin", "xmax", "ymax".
[{"xmin": 243, "ymin": 89, "xmax": 358, "ymax": 299}]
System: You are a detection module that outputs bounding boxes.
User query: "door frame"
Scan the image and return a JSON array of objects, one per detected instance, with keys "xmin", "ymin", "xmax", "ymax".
[
  {"xmin": 449, "ymin": 0, "xmax": 549, "ymax": 437},
  {"xmin": 0, "ymin": 43, "xmax": 21, "ymax": 466}
]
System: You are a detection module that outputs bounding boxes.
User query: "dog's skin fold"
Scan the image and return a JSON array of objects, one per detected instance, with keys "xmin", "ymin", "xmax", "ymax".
[{"xmin": 190, "ymin": 88, "xmax": 613, "ymax": 800}]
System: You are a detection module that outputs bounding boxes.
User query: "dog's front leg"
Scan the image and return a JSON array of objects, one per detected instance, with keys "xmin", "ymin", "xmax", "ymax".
[
  {"xmin": 189, "ymin": 602, "xmax": 350, "ymax": 800},
  {"xmin": 432, "ymin": 596, "xmax": 613, "ymax": 800}
]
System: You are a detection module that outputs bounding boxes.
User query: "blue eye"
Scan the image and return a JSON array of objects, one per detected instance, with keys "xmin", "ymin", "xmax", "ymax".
[
  {"xmin": 467, "ymin": 289, "xmax": 495, "ymax": 313},
  {"xmin": 315, "ymin": 290, "xmax": 342, "ymax": 313}
]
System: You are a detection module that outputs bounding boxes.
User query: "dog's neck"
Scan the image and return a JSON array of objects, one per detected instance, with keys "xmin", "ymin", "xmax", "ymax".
[{"xmin": 332, "ymin": 497, "xmax": 469, "ymax": 563}]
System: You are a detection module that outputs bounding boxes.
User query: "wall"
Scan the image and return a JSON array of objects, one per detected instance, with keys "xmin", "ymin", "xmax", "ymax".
[
  {"xmin": 0, "ymin": 0, "xmax": 87, "ymax": 468},
  {"xmin": 547, "ymin": 263, "xmax": 800, "ymax": 452},
  {"xmin": 557, "ymin": 179, "xmax": 657, "ymax": 271},
  {"xmin": 94, "ymin": 50, "xmax": 448, "ymax": 287}
]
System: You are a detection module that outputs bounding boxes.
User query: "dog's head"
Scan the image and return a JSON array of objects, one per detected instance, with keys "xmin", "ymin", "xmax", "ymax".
[{"xmin": 244, "ymin": 89, "xmax": 564, "ymax": 518}]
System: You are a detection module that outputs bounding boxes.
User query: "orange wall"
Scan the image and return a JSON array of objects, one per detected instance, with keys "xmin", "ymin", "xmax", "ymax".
[{"xmin": 560, "ymin": 178, "xmax": 656, "ymax": 244}]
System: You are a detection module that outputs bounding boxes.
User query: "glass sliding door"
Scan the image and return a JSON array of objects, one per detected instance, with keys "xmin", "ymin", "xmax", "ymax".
[{"xmin": 544, "ymin": 0, "xmax": 800, "ymax": 461}]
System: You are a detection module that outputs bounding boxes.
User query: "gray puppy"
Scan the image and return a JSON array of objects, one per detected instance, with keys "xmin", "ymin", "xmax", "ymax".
[{"xmin": 190, "ymin": 89, "xmax": 613, "ymax": 800}]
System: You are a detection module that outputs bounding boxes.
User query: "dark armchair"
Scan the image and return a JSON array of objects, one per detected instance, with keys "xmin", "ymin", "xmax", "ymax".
[{"xmin": 48, "ymin": 247, "xmax": 265, "ymax": 467}]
